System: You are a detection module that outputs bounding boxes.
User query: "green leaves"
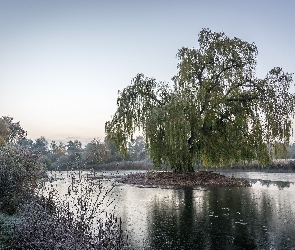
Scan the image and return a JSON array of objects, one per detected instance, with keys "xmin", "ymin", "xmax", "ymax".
[
  {"xmin": 105, "ymin": 74, "xmax": 171, "ymax": 156},
  {"xmin": 106, "ymin": 28, "xmax": 295, "ymax": 171}
]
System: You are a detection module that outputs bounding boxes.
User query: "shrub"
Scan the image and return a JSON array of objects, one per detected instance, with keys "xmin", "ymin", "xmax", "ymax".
[
  {"xmin": 9, "ymin": 172, "xmax": 130, "ymax": 249},
  {"xmin": 0, "ymin": 143, "xmax": 45, "ymax": 214}
]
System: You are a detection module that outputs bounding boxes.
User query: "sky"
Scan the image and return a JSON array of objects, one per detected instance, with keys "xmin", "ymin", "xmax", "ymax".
[{"xmin": 1, "ymin": 0, "xmax": 295, "ymax": 145}]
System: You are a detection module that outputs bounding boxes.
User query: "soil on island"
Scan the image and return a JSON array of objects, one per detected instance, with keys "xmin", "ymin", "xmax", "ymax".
[{"xmin": 119, "ymin": 171, "xmax": 251, "ymax": 187}]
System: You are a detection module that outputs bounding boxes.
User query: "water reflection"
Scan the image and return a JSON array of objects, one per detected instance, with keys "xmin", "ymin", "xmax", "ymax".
[
  {"xmin": 222, "ymin": 171, "xmax": 295, "ymax": 189},
  {"xmin": 49, "ymin": 171, "xmax": 295, "ymax": 249},
  {"xmin": 145, "ymin": 187, "xmax": 295, "ymax": 249},
  {"xmin": 251, "ymin": 179, "xmax": 294, "ymax": 190}
]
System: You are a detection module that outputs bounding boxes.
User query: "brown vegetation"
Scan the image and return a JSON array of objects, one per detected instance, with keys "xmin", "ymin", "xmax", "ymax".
[{"xmin": 119, "ymin": 171, "xmax": 251, "ymax": 187}]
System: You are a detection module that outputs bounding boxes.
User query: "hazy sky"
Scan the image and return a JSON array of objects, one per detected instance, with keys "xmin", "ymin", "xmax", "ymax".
[{"xmin": 1, "ymin": 0, "xmax": 295, "ymax": 144}]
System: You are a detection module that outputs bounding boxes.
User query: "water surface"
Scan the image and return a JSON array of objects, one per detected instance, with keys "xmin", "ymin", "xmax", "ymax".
[{"xmin": 48, "ymin": 171, "xmax": 295, "ymax": 249}]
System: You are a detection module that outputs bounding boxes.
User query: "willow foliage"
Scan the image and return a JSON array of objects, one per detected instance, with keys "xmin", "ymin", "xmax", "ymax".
[{"xmin": 105, "ymin": 28, "xmax": 295, "ymax": 172}]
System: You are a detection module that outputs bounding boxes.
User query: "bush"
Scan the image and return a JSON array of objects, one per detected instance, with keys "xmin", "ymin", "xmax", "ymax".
[
  {"xmin": 9, "ymin": 173, "xmax": 130, "ymax": 249},
  {"xmin": 0, "ymin": 144, "xmax": 130, "ymax": 249},
  {"xmin": 0, "ymin": 144, "xmax": 45, "ymax": 214}
]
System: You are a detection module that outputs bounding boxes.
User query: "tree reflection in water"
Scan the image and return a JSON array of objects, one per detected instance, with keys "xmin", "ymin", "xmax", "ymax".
[{"xmin": 147, "ymin": 186, "xmax": 295, "ymax": 250}]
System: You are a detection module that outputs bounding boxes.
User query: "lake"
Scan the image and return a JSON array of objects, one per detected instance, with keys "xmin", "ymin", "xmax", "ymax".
[{"xmin": 48, "ymin": 170, "xmax": 295, "ymax": 249}]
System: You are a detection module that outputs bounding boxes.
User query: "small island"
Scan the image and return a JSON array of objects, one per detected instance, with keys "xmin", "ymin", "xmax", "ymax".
[{"xmin": 119, "ymin": 171, "xmax": 251, "ymax": 187}]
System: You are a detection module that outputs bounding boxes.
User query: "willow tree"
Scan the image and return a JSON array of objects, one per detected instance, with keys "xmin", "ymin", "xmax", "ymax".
[{"xmin": 105, "ymin": 28, "xmax": 295, "ymax": 172}]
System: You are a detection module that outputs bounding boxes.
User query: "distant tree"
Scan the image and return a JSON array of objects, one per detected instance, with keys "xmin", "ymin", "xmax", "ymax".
[
  {"xmin": 19, "ymin": 138, "xmax": 34, "ymax": 150},
  {"xmin": 66, "ymin": 140, "xmax": 82, "ymax": 153},
  {"xmin": 48, "ymin": 140, "xmax": 58, "ymax": 165},
  {"xmin": 0, "ymin": 116, "xmax": 27, "ymax": 146},
  {"xmin": 106, "ymin": 28, "xmax": 295, "ymax": 172},
  {"xmin": 50, "ymin": 140, "xmax": 58, "ymax": 154},
  {"xmin": 32, "ymin": 137, "xmax": 49, "ymax": 155},
  {"xmin": 104, "ymin": 137, "xmax": 123, "ymax": 162},
  {"xmin": 128, "ymin": 136, "xmax": 146, "ymax": 161},
  {"xmin": 57, "ymin": 142, "xmax": 66, "ymax": 156},
  {"xmin": 83, "ymin": 139, "xmax": 109, "ymax": 165},
  {"xmin": 38, "ymin": 155, "xmax": 52, "ymax": 170},
  {"xmin": 49, "ymin": 141, "xmax": 66, "ymax": 159},
  {"xmin": 66, "ymin": 140, "xmax": 82, "ymax": 162}
]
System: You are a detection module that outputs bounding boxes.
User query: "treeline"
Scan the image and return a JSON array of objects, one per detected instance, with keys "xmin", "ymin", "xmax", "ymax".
[
  {"xmin": 17, "ymin": 137, "xmax": 295, "ymax": 171},
  {"xmin": 1, "ymin": 116, "xmax": 295, "ymax": 172},
  {"xmin": 0, "ymin": 116, "xmax": 149, "ymax": 171},
  {"xmin": 19, "ymin": 136, "xmax": 148, "ymax": 171}
]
